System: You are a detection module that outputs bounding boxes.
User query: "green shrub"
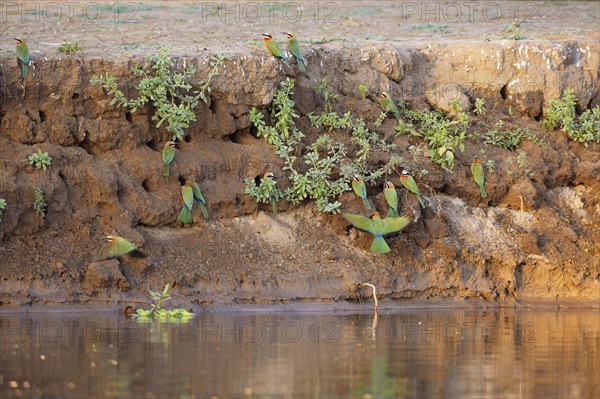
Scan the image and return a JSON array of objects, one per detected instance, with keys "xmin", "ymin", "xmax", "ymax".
[
  {"xmin": 26, "ymin": 149, "xmax": 52, "ymax": 170},
  {"xmin": 542, "ymin": 89, "xmax": 600, "ymax": 146},
  {"xmin": 134, "ymin": 284, "xmax": 194, "ymax": 321},
  {"xmin": 91, "ymin": 47, "xmax": 228, "ymax": 141},
  {"xmin": 483, "ymin": 121, "xmax": 548, "ymax": 151},
  {"xmin": 249, "ymin": 78, "xmax": 401, "ymax": 214},
  {"xmin": 33, "ymin": 188, "xmax": 46, "ymax": 221},
  {"xmin": 57, "ymin": 41, "xmax": 82, "ymax": 54}
]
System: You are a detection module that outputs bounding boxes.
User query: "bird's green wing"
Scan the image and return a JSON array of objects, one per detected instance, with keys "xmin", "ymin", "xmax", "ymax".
[
  {"xmin": 182, "ymin": 186, "xmax": 194, "ymax": 209},
  {"xmin": 380, "ymin": 216, "xmax": 411, "ymax": 235},
  {"xmin": 163, "ymin": 146, "xmax": 175, "ymax": 165},
  {"xmin": 191, "ymin": 183, "xmax": 206, "ymax": 204},
  {"xmin": 384, "ymin": 188, "xmax": 398, "ymax": 210},
  {"xmin": 403, "ymin": 176, "xmax": 421, "ymax": 195},
  {"xmin": 288, "ymin": 38, "xmax": 302, "ymax": 59},
  {"xmin": 342, "ymin": 213, "xmax": 375, "ymax": 235},
  {"xmin": 266, "ymin": 40, "xmax": 284, "ymax": 58},
  {"xmin": 352, "ymin": 181, "xmax": 367, "ymax": 199},
  {"xmin": 112, "ymin": 237, "xmax": 137, "ymax": 257},
  {"xmin": 471, "ymin": 163, "xmax": 484, "ymax": 185},
  {"xmin": 16, "ymin": 43, "xmax": 29, "ymax": 63}
]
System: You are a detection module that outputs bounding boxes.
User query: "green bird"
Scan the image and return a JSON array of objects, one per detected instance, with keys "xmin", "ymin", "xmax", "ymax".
[
  {"xmin": 384, "ymin": 181, "xmax": 399, "ymax": 218},
  {"xmin": 343, "ymin": 212, "xmax": 410, "ymax": 253},
  {"xmin": 14, "ymin": 38, "xmax": 29, "ymax": 78},
  {"xmin": 95, "ymin": 235, "xmax": 146, "ymax": 261},
  {"xmin": 471, "ymin": 158, "xmax": 487, "ymax": 198},
  {"xmin": 188, "ymin": 175, "xmax": 209, "ymax": 220},
  {"xmin": 378, "ymin": 92, "xmax": 400, "ymax": 120},
  {"xmin": 262, "ymin": 33, "xmax": 290, "ymax": 68},
  {"xmin": 263, "ymin": 172, "xmax": 279, "ymax": 215},
  {"xmin": 161, "ymin": 141, "xmax": 176, "ymax": 177},
  {"xmin": 285, "ymin": 32, "xmax": 305, "ymax": 72},
  {"xmin": 352, "ymin": 175, "xmax": 372, "ymax": 210},
  {"xmin": 177, "ymin": 180, "xmax": 194, "ymax": 224},
  {"xmin": 400, "ymin": 171, "xmax": 426, "ymax": 209}
]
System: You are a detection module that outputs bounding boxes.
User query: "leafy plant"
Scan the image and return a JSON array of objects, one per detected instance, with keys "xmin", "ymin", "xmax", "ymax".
[
  {"xmin": 57, "ymin": 41, "xmax": 82, "ymax": 54},
  {"xmin": 0, "ymin": 198, "xmax": 6, "ymax": 222},
  {"xmin": 482, "ymin": 19, "xmax": 522, "ymax": 41},
  {"xmin": 91, "ymin": 47, "xmax": 228, "ymax": 141},
  {"xmin": 244, "ymin": 176, "xmax": 283, "ymax": 208},
  {"xmin": 357, "ymin": 84, "xmax": 369, "ymax": 100},
  {"xmin": 474, "ymin": 98, "xmax": 486, "ymax": 115},
  {"xmin": 486, "ymin": 159, "xmax": 496, "ymax": 174},
  {"xmin": 249, "ymin": 78, "xmax": 401, "ymax": 213},
  {"xmin": 135, "ymin": 284, "xmax": 194, "ymax": 321},
  {"xmin": 483, "ymin": 120, "xmax": 548, "ymax": 151},
  {"xmin": 400, "ymin": 104, "xmax": 468, "ymax": 171},
  {"xmin": 541, "ymin": 89, "xmax": 600, "ymax": 146},
  {"xmin": 33, "ymin": 188, "xmax": 46, "ymax": 221},
  {"xmin": 26, "ymin": 149, "xmax": 52, "ymax": 170}
]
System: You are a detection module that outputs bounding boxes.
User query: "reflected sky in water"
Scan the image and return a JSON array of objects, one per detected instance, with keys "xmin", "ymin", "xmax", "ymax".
[{"xmin": 0, "ymin": 308, "xmax": 598, "ymax": 398}]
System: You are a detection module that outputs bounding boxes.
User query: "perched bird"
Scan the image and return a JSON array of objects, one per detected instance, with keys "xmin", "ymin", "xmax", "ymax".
[
  {"xmin": 161, "ymin": 141, "xmax": 176, "ymax": 177},
  {"xmin": 14, "ymin": 38, "xmax": 29, "ymax": 78},
  {"xmin": 471, "ymin": 158, "xmax": 487, "ymax": 198},
  {"xmin": 285, "ymin": 32, "xmax": 305, "ymax": 72},
  {"xmin": 262, "ymin": 33, "xmax": 290, "ymax": 67},
  {"xmin": 400, "ymin": 171, "xmax": 426, "ymax": 208},
  {"xmin": 263, "ymin": 172, "xmax": 279, "ymax": 215},
  {"xmin": 343, "ymin": 212, "xmax": 410, "ymax": 253},
  {"xmin": 177, "ymin": 180, "xmax": 194, "ymax": 224},
  {"xmin": 383, "ymin": 181, "xmax": 399, "ymax": 218},
  {"xmin": 95, "ymin": 235, "xmax": 146, "ymax": 261},
  {"xmin": 378, "ymin": 92, "xmax": 400, "ymax": 120},
  {"xmin": 188, "ymin": 175, "xmax": 209, "ymax": 220},
  {"xmin": 352, "ymin": 175, "xmax": 372, "ymax": 210}
]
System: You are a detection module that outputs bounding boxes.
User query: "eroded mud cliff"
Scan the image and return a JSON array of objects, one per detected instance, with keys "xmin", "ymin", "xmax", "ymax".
[{"xmin": 0, "ymin": 39, "xmax": 598, "ymax": 307}]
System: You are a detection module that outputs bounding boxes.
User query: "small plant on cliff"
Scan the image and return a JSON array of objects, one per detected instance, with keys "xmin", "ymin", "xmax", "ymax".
[
  {"xmin": 90, "ymin": 47, "xmax": 228, "ymax": 141},
  {"xmin": 33, "ymin": 188, "xmax": 46, "ymax": 221},
  {"xmin": 541, "ymin": 89, "xmax": 600, "ymax": 146},
  {"xmin": 473, "ymin": 98, "xmax": 486, "ymax": 115},
  {"xmin": 397, "ymin": 101, "xmax": 468, "ymax": 171},
  {"xmin": 0, "ymin": 198, "xmax": 6, "ymax": 222},
  {"xmin": 57, "ymin": 41, "xmax": 82, "ymax": 54},
  {"xmin": 483, "ymin": 121, "xmax": 548, "ymax": 151},
  {"xmin": 244, "ymin": 175, "xmax": 283, "ymax": 212},
  {"xmin": 482, "ymin": 19, "xmax": 522, "ymax": 41},
  {"xmin": 249, "ymin": 78, "xmax": 401, "ymax": 213},
  {"xmin": 26, "ymin": 149, "xmax": 52, "ymax": 170},
  {"xmin": 135, "ymin": 284, "xmax": 194, "ymax": 321}
]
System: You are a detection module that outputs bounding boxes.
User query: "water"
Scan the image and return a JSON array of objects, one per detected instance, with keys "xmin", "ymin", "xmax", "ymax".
[{"xmin": 0, "ymin": 307, "xmax": 598, "ymax": 399}]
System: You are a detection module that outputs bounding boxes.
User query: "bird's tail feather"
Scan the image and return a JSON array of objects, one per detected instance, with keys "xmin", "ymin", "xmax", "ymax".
[
  {"xmin": 371, "ymin": 237, "xmax": 391, "ymax": 253},
  {"xmin": 417, "ymin": 195, "xmax": 426, "ymax": 209},
  {"xmin": 479, "ymin": 184, "xmax": 487, "ymax": 198},
  {"xmin": 177, "ymin": 206, "xmax": 193, "ymax": 224},
  {"xmin": 387, "ymin": 209, "xmax": 399, "ymax": 218},
  {"xmin": 296, "ymin": 57, "xmax": 305, "ymax": 72},
  {"xmin": 199, "ymin": 203, "xmax": 209, "ymax": 220},
  {"xmin": 21, "ymin": 63, "xmax": 28, "ymax": 78},
  {"xmin": 271, "ymin": 200, "xmax": 278, "ymax": 215},
  {"xmin": 162, "ymin": 164, "xmax": 170, "ymax": 177},
  {"xmin": 363, "ymin": 197, "xmax": 372, "ymax": 210}
]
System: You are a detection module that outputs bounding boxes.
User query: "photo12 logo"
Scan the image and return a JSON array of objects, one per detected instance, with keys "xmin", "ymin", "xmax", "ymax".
[
  {"xmin": 0, "ymin": 2, "xmax": 141, "ymax": 23},
  {"xmin": 401, "ymin": 2, "xmax": 540, "ymax": 23},
  {"xmin": 196, "ymin": 2, "xmax": 339, "ymax": 24}
]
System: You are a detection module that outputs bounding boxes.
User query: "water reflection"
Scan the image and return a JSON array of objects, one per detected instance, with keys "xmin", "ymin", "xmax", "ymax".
[{"xmin": 0, "ymin": 308, "xmax": 597, "ymax": 398}]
